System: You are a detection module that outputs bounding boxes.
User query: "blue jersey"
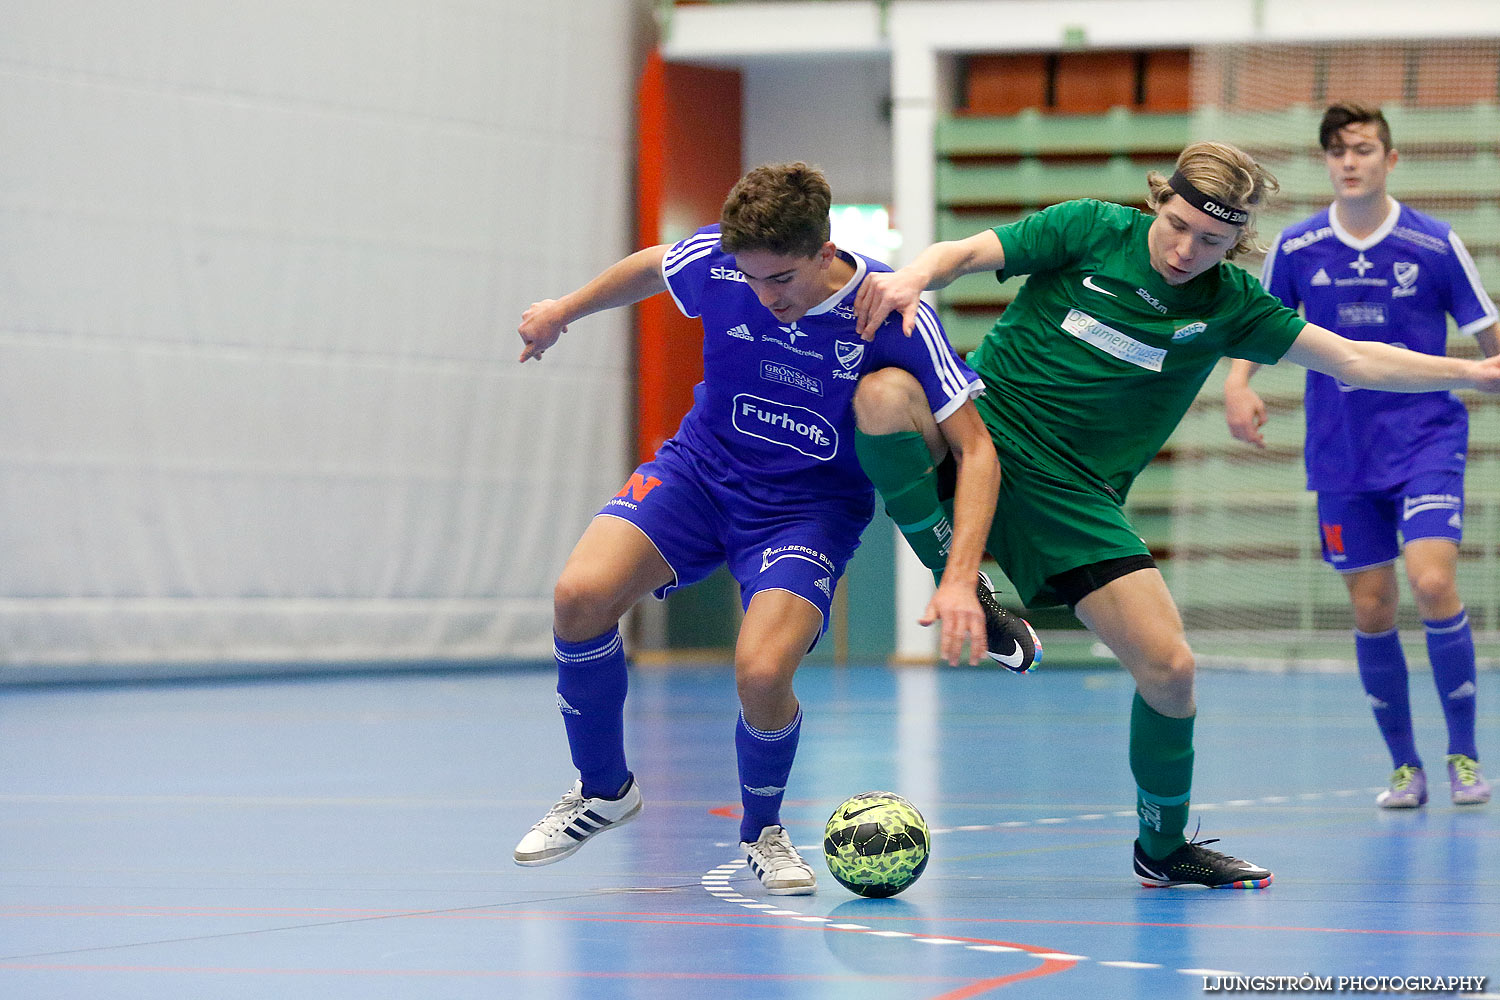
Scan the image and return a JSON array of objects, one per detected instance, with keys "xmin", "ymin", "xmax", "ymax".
[
  {"xmin": 660, "ymin": 224, "xmax": 983, "ymax": 504},
  {"xmin": 1262, "ymin": 201, "xmax": 1498, "ymax": 492}
]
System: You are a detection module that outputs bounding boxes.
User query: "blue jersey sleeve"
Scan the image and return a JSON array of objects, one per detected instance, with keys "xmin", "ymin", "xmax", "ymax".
[
  {"xmin": 1260, "ymin": 230, "xmax": 1299, "ymax": 310},
  {"xmin": 661, "ymin": 225, "xmax": 724, "ymax": 320},
  {"xmin": 1439, "ymin": 230, "xmax": 1500, "ymax": 335},
  {"xmin": 866, "ymin": 301, "xmax": 983, "ymax": 422}
]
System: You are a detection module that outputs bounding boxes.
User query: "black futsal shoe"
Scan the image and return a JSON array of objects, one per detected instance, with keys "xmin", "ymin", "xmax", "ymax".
[
  {"xmin": 1133, "ymin": 837, "xmax": 1274, "ymax": 889},
  {"xmin": 976, "ymin": 571, "xmax": 1041, "ymax": 673}
]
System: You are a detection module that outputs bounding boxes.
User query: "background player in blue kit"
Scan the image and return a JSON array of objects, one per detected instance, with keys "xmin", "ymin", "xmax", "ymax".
[
  {"xmin": 511, "ymin": 162, "xmax": 1033, "ymax": 893},
  {"xmin": 1225, "ymin": 104, "xmax": 1498, "ymax": 808}
]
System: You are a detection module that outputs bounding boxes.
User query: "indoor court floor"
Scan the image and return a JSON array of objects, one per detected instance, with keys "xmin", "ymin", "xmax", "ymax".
[{"xmin": 1, "ymin": 660, "xmax": 1496, "ymax": 999}]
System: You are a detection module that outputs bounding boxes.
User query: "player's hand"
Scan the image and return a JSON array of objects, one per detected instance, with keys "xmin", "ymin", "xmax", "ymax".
[
  {"xmin": 518, "ymin": 299, "xmax": 568, "ymax": 362},
  {"xmin": 854, "ymin": 268, "xmax": 926, "ymax": 342},
  {"xmin": 1223, "ymin": 382, "xmax": 1268, "ymax": 448},
  {"xmin": 920, "ymin": 577, "xmax": 987, "ymax": 667},
  {"xmin": 1473, "ymin": 353, "xmax": 1500, "ymax": 393}
]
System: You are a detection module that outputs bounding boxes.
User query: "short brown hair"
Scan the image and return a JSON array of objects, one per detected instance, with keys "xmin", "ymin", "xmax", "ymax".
[
  {"xmin": 1319, "ymin": 102, "xmax": 1393, "ymax": 153},
  {"xmin": 719, "ymin": 162, "xmax": 831, "ymax": 258},
  {"xmin": 1146, "ymin": 141, "xmax": 1279, "ymax": 259}
]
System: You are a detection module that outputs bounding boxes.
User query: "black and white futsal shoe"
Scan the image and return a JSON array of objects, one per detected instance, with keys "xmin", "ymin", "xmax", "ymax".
[
  {"xmin": 1133, "ymin": 837, "xmax": 1273, "ymax": 889},
  {"xmin": 513, "ymin": 777, "xmax": 643, "ymax": 867},
  {"xmin": 977, "ymin": 571, "xmax": 1041, "ymax": 673}
]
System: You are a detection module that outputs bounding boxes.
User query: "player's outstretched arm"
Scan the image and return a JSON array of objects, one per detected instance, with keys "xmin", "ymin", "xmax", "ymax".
[
  {"xmin": 922, "ymin": 402, "xmax": 1000, "ymax": 666},
  {"xmin": 854, "ymin": 230, "xmax": 1006, "ymax": 342},
  {"xmin": 518, "ymin": 245, "xmax": 670, "ymax": 362},
  {"xmin": 1283, "ymin": 322, "xmax": 1500, "ymax": 394},
  {"xmin": 1222, "ymin": 358, "xmax": 1268, "ymax": 448}
]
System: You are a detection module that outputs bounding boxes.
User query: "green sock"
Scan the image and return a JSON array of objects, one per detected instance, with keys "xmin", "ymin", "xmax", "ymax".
[
  {"xmin": 1129, "ymin": 691, "xmax": 1195, "ymax": 860},
  {"xmin": 854, "ymin": 429, "xmax": 951, "ymax": 582}
]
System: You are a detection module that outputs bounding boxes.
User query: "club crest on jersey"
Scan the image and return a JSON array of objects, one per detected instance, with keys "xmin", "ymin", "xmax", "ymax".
[
  {"xmin": 1172, "ymin": 321, "xmax": 1207, "ymax": 342},
  {"xmin": 1392, "ymin": 261, "xmax": 1419, "ymax": 297},
  {"xmin": 834, "ymin": 339, "xmax": 865, "ymax": 371}
]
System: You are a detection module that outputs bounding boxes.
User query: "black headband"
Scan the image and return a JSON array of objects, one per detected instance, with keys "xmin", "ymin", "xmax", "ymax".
[{"xmin": 1167, "ymin": 170, "xmax": 1249, "ymax": 226}]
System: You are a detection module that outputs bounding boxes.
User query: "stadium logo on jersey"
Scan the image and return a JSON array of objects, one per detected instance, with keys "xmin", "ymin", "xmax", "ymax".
[
  {"xmin": 1392, "ymin": 261, "xmax": 1420, "ymax": 298},
  {"xmin": 710, "ymin": 266, "xmax": 747, "ymax": 282},
  {"xmin": 1311, "ymin": 268, "xmax": 1332, "ymax": 286},
  {"xmin": 733, "ymin": 394, "xmax": 837, "ymax": 460},
  {"xmin": 1135, "ymin": 288, "xmax": 1168, "ymax": 314},
  {"xmin": 1171, "ymin": 321, "xmax": 1207, "ymax": 342},
  {"xmin": 1280, "ymin": 226, "xmax": 1333, "ymax": 254},
  {"xmin": 834, "ymin": 339, "xmax": 865, "ymax": 371},
  {"xmin": 726, "ymin": 323, "xmax": 754, "ymax": 341},
  {"xmin": 1061, "ymin": 309, "xmax": 1166, "ymax": 371},
  {"xmin": 761, "ymin": 543, "xmax": 835, "ymax": 575},
  {"xmin": 1403, "ymin": 493, "xmax": 1460, "ymax": 520},
  {"xmin": 1337, "ymin": 302, "xmax": 1386, "ymax": 327},
  {"xmin": 761, "ymin": 361, "xmax": 823, "ymax": 396}
]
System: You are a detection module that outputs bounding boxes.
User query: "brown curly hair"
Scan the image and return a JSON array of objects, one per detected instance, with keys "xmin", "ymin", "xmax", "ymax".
[{"xmin": 719, "ymin": 161, "xmax": 832, "ymax": 259}]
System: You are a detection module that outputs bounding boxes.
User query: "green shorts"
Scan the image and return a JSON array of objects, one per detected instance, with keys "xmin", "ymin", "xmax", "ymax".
[{"xmin": 984, "ymin": 443, "xmax": 1150, "ymax": 608}]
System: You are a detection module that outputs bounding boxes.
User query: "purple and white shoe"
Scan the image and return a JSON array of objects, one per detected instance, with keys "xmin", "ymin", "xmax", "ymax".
[{"xmin": 1376, "ymin": 764, "xmax": 1427, "ymax": 809}]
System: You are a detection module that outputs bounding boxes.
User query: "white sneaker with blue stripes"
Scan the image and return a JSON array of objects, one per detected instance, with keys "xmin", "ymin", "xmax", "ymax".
[
  {"xmin": 741, "ymin": 825, "xmax": 816, "ymax": 895},
  {"xmin": 513, "ymin": 778, "xmax": 643, "ymax": 867}
]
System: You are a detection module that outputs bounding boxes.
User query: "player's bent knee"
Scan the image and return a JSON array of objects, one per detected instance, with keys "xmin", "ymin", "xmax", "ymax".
[
  {"xmin": 552, "ymin": 572, "xmax": 622, "ymax": 642},
  {"xmin": 853, "ymin": 368, "xmax": 924, "ymax": 433}
]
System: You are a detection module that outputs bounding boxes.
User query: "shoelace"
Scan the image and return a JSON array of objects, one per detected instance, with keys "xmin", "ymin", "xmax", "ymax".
[
  {"xmin": 1390, "ymin": 764, "xmax": 1421, "ymax": 790},
  {"xmin": 531, "ymin": 787, "xmax": 585, "ymax": 834},
  {"xmin": 1449, "ymin": 756, "xmax": 1481, "ymax": 786},
  {"xmin": 757, "ymin": 831, "xmax": 808, "ymax": 870}
]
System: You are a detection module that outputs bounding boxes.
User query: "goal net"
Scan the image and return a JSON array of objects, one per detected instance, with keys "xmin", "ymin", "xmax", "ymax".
[{"xmin": 1156, "ymin": 41, "xmax": 1500, "ymax": 667}]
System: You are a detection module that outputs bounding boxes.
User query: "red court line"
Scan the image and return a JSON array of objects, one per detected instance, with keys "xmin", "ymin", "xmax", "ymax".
[
  {"xmin": 0, "ymin": 908, "xmax": 1081, "ymax": 997},
  {"xmin": 3, "ymin": 904, "xmax": 1494, "ymax": 938}
]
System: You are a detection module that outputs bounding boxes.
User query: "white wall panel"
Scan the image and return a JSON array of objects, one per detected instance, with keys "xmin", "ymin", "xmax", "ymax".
[{"xmin": 0, "ymin": 1, "xmax": 643, "ymax": 672}]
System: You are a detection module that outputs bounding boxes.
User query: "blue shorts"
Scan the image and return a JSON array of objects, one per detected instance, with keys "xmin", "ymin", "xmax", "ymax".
[
  {"xmin": 1316, "ymin": 470, "xmax": 1465, "ymax": 573},
  {"xmin": 595, "ymin": 439, "xmax": 872, "ymax": 637}
]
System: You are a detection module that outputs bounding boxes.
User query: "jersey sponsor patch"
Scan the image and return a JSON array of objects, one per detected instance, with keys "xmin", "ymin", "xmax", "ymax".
[
  {"xmin": 1061, "ymin": 308, "xmax": 1166, "ymax": 371},
  {"xmin": 1403, "ymin": 493, "xmax": 1461, "ymax": 519},
  {"xmin": 760, "ymin": 360, "xmax": 823, "ymax": 396},
  {"xmin": 760, "ymin": 543, "xmax": 835, "ymax": 574},
  {"xmin": 732, "ymin": 394, "xmax": 838, "ymax": 460},
  {"xmin": 1337, "ymin": 302, "xmax": 1387, "ymax": 326}
]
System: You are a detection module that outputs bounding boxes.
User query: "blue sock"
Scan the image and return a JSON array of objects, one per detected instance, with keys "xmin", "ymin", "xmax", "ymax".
[
  {"xmin": 1425, "ymin": 610, "xmax": 1479, "ymax": 760},
  {"xmin": 554, "ymin": 629, "xmax": 631, "ymax": 800},
  {"xmin": 1355, "ymin": 628, "xmax": 1421, "ymax": 769},
  {"xmin": 736, "ymin": 708, "xmax": 802, "ymax": 844}
]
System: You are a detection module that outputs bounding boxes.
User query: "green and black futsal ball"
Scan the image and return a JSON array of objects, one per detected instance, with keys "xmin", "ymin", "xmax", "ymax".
[{"xmin": 822, "ymin": 791, "xmax": 930, "ymax": 897}]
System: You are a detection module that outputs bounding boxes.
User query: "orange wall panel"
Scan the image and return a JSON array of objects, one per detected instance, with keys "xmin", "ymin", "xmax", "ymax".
[
  {"xmin": 634, "ymin": 50, "xmax": 743, "ymax": 465},
  {"xmin": 963, "ymin": 54, "xmax": 1049, "ymax": 115}
]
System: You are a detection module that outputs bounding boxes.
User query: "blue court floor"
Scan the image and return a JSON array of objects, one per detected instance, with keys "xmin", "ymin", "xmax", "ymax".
[{"xmin": 1, "ymin": 662, "xmax": 1496, "ymax": 999}]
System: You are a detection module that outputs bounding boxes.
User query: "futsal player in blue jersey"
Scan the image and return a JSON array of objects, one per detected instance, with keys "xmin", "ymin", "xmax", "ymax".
[
  {"xmin": 1225, "ymin": 104, "xmax": 1498, "ymax": 807},
  {"xmin": 512, "ymin": 162, "xmax": 1035, "ymax": 893}
]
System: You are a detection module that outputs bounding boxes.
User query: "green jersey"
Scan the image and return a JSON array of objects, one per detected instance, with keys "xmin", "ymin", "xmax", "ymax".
[{"xmin": 973, "ymin": 199, "xmax": 1305, "ymax": 500}]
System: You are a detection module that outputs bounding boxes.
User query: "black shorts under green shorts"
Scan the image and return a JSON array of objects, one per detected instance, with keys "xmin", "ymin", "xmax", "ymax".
[{"xmin": 983, "ymin": 442, "xmax": 1151, "ymax": 609}]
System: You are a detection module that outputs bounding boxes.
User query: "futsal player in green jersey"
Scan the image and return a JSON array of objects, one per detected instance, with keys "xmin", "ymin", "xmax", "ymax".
[{"xmin": 853, "ymin": 141, "xmax": 1500, "ymax": 888}]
